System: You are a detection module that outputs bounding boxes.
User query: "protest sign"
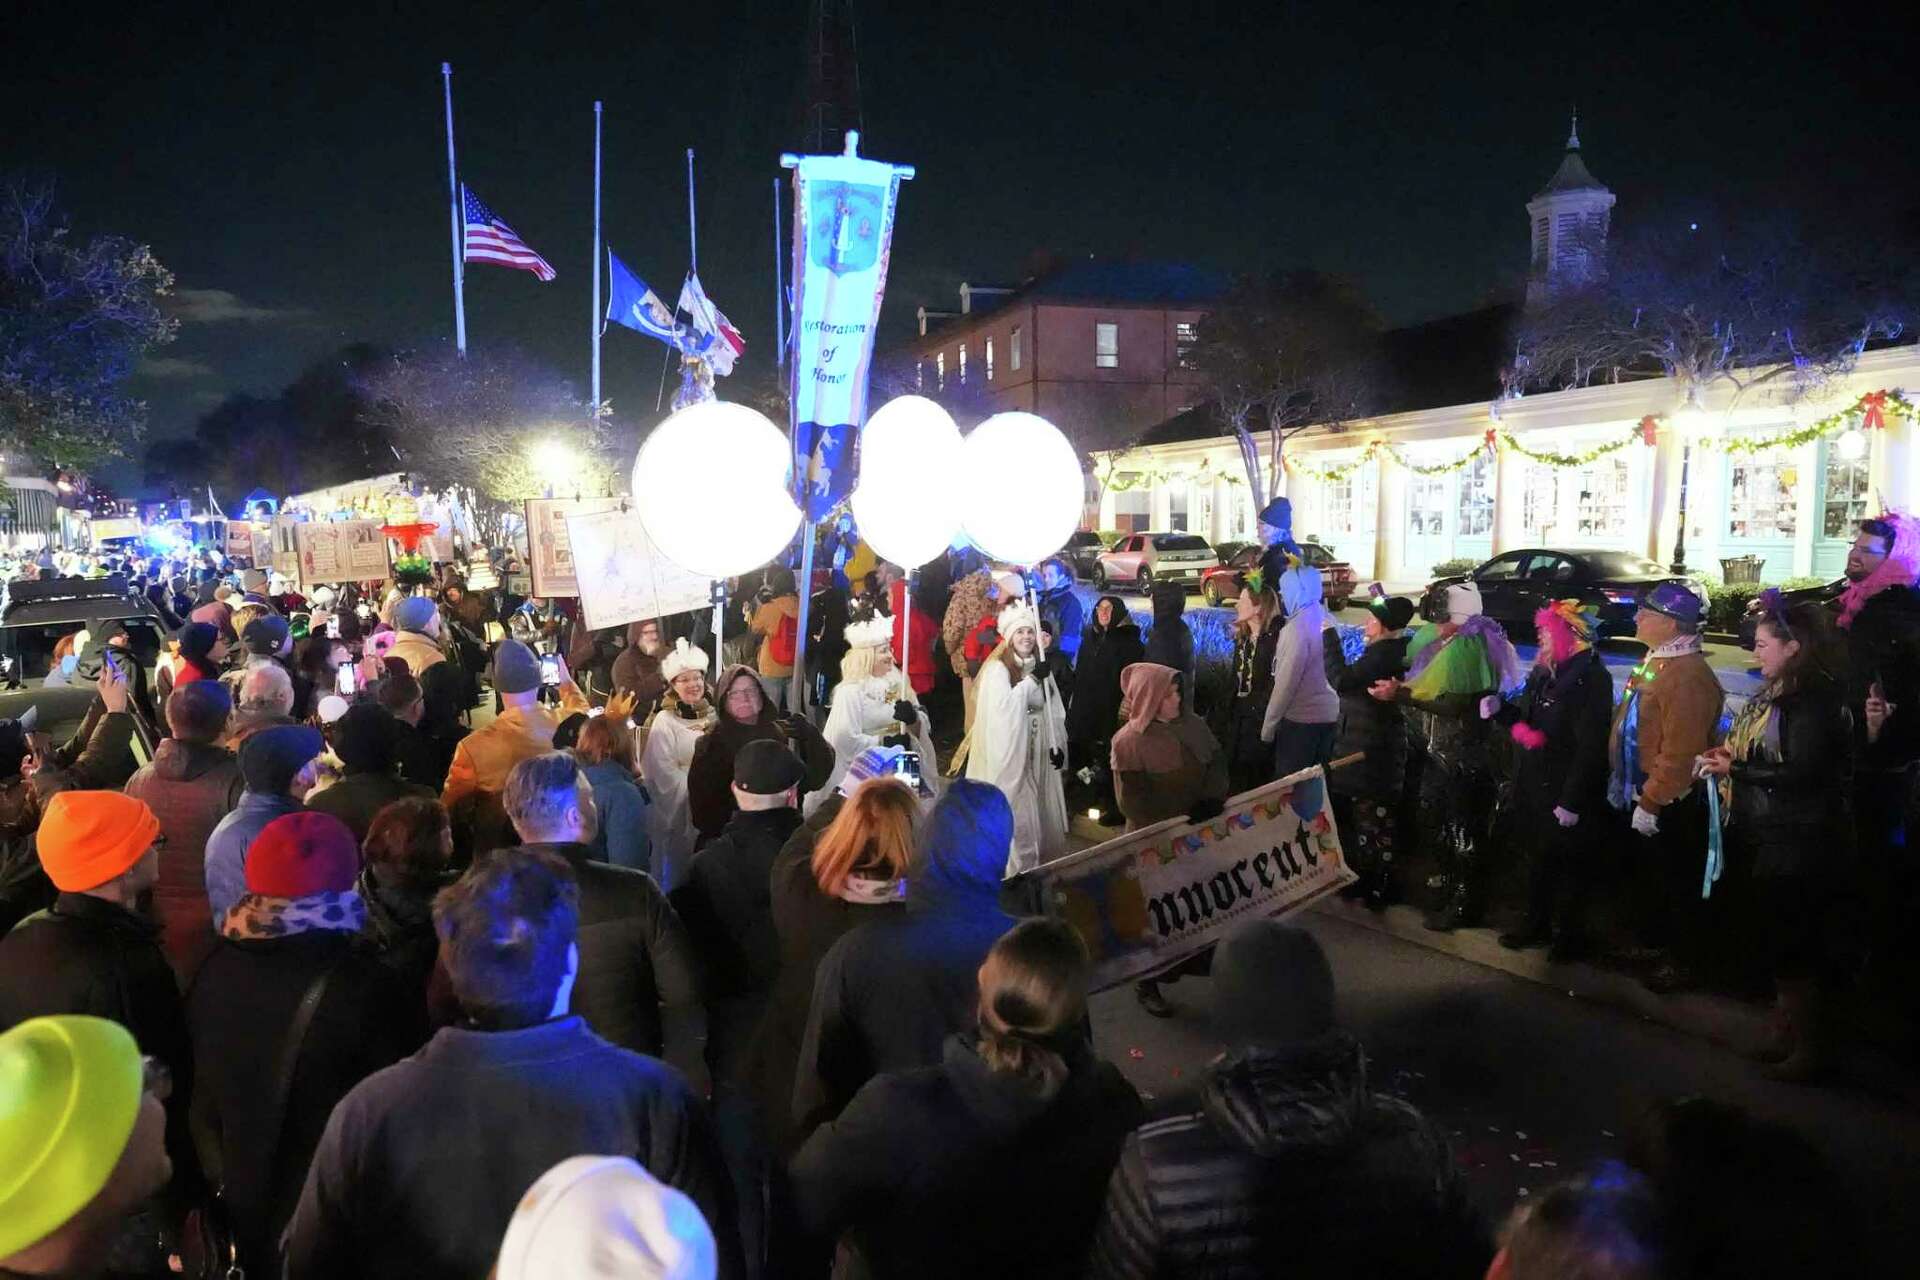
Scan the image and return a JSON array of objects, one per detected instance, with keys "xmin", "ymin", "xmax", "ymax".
[
  {"xmin": 1034, "ymin": 768, "xmax": 1354, "ymax": 993},
  {"xmin": 525, "ymin": 497, "xmax": 621, "ymax": 598},
  {"xmin": 223, "ymin": 522, "xmax": 267, "ymax": 565},
  {"xmin": 270, "ymin": 518, "xmax": 301, "ymax": 580},
  {"xmin": 566, "ymin": 507, "xmax": 711, "ymax": 632},
  {"xmin": 293, "ymin": 520, "xmax": 390, "ymax": 586}
]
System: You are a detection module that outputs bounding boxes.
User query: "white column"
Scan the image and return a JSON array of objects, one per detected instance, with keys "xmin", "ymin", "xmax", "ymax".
[
  {"xmin": 1647, "ymin": 426, "xmax": 1682, "ymax": 566},
  {"xmin": 1374, "ymin": 455, "xmax": 1406, "ymax": 585},
  {"xmin": 1792, "ymin": 440, "xmax": 1821, "ymax": 577},
  {"xmin": 1098, "ymin": 480, "xmax": 1118, "ymax": 532},
  {"xmin": 1492, "ymin": 442, "xmax": 1524, "ymax": 554}
]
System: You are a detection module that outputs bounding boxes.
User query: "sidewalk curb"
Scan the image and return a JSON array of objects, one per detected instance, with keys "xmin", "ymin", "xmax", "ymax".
[{"xmin": 1311, "ymin": 897, "xmax": 1771, "ymax": 1056}]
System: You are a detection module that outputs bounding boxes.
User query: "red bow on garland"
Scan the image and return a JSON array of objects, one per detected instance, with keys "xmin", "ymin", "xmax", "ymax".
[
  {"xmin": 1638, "ymin": 415, "xmax": 1660, "ymax": 446},
  {"xmin": 1860, "ymin": 390, "xmax": 1889, "ymax": 432},
  {"xmin": 1482, "ymin": 427, "xmax": 1498, "ymax": 451}
]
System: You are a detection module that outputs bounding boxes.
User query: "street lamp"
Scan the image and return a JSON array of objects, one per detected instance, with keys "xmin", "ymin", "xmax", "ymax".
[
  {"xmin": 529, "ymin": 439, "xmax": 578, "ymax": 499},
  {"xmin": 1669, "ymin": 387, "xmax": 1707, "ymax": 575}
]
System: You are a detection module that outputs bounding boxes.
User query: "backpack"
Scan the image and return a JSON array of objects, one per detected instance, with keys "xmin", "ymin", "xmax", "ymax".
[{"xmin": 768, "ymin": 610, "xmax": 799, "ymax": 667}]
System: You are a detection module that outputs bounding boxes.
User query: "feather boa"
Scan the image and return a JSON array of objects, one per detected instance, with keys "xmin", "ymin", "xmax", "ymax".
[
  {"xmin": 1837, "ymin": 511, "xmax": 1920, "ymax": 629},
  {"xmin": 1404, "ymin": 616, "xmax": 1525, "ymax": 698}
]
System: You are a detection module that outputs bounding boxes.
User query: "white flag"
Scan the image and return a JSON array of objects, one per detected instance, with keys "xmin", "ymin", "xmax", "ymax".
[{"xmin": 677, "ymin": 274, "xmax": 745, "ymax": 377}]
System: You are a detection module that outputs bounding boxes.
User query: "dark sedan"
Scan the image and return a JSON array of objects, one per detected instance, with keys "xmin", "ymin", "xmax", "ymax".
[{"xmin": 1429, "ymin": 548, "xmax": 1700, "ymax": 640}]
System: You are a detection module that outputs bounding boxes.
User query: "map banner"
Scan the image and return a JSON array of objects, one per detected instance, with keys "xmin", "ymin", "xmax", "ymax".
[
  {"xmin": 567, "ymin": 507, "xmax": 712, "ymax": 632},
  {"xmin": 1034, "ymin": 768, "xmax": 1353, "ymax": 993},
  {"xmin": 525, "ymin": 497, "xmax": 622, "ymax": 598}
]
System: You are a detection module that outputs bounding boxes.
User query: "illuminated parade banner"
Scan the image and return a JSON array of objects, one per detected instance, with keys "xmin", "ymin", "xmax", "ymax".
[{"xmin": 1035, "ymin": 768, "xmax": 1355, "ymax": 992}]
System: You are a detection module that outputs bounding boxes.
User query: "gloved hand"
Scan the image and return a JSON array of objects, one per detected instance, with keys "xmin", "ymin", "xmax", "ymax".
[
  {"xmin": 892, "ymin": 699, "xmax": 918, "ymax": 725},
  {"xmin": 1630, "ymin": 805, "xmax": 1659, "ymax": 837},
  {"xmin": 1187, "ymin": 795, "xmax": 1226, "ymax": 825},
  {"xmin": 881, "ymin": 732, "xmax": 912, "ymax": 750},
  {"xmin": 1479, "ymin": 694, "xmax": 1500, "ymax": 720},
  {"xmin": 1049, "ymin": 747, "xmax": 1065, "ymax": 770},
  {"xmin": 1029, "ymin": 659, "xmax": 1052, "ymax": 684},
  {"xmin": 1552, "ymin": 805, "xmax": 1579, "ymax": 828}
]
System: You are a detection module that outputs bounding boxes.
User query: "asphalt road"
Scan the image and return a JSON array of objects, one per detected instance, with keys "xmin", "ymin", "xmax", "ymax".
[{"xmin": 1089, "ymin": 908, "xmax": 1920, "ymax": 1248}]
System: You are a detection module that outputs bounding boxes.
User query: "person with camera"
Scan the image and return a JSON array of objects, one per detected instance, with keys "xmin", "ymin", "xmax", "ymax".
[{"xmin": 812, "ymin": 615, "xmax": 939, "ymax": 815}]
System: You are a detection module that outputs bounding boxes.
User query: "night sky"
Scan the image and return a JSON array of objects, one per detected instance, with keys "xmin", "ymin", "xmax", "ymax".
[{"xmin": 6, "ymin": 1, "xmax": 1915, "ymax": 490}]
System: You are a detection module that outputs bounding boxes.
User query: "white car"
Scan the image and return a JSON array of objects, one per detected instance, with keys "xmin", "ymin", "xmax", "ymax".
[{"xmin": 1092, "ymin": 532, "xmax": 1217, "ymax": 593}]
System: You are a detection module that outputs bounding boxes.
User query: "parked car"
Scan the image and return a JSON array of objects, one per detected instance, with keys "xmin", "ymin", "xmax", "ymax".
[
  {"xmin": 1092, "ymin": 532, "xmax": 1216, "ymax": 593},
  {"xmin": 1427, "ymin": 548, "xmax": 1700, "ymax": 640},
  {"xmin": 1200, "ymin": 540, "xmax": 1357, "ymax": 609},
  {"xmin": 1062, "ymin": 529, "xmax": 1110, "ymax": 580},
  {"xmin": 1, "ymin": 576, "xmax": 166, "ymax": 762},
  {"xmin": 1737, "ymin": 578, "xmax": 1842, "ymax": 649}
]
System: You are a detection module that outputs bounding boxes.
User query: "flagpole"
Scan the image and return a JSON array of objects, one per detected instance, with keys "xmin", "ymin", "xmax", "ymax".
[
  {"xmin": 441, "ymin": 62, "xmax": 466, "ymax": 356},
  {"xmin": 772, "ymin": 176, "xmax": 785, "ymax": 369},
  {"xmin": 685, "ymin": 149, "xmax": 698, "ymax": 276},
  {"xmin": 591, "ymin": 100, "xmax": 603, "ymax": 415}
]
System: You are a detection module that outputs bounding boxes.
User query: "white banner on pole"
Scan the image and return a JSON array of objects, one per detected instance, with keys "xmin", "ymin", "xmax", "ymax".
[{"xmin": 566, "ymin": 507, "xmax": 711, "ymax": 632}]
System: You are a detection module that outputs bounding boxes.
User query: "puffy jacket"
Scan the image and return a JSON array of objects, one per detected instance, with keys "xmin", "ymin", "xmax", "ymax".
[
  {"xmin": 1491, "ymin": 647, "xmax": 1615, "ymax": 819},
  {"xmin": 1728, "ymin": 676, "xmax": 1854, "ymax": 878},
  {"xmin": 889, "ymin": 578, "xmax": 940, "ymax": 696},
  {"xmin": 1324, "ymin": 631, "xmax": 1409, "ymax": 800},
  {"xmin": 124, "ymin": 737, "xmax": 244, "ymax": 982},
  {"xmin": 385, "ymin": 629, "xmax": 447, "ymax": 677},
  {"xmin": 514, "ymin": 841, "xmax": 706, "ymax": 1080},
  {"xmin": 1069, "ymin": 604, "xmax": 1147, "ymax": 746},
  {"xmin": 1087, "ymin": 1031, "xmax": 1489, "ymax": 1280},
  {"xmin": 439, "ymin": 687, "xmax": 588, "ymax": 814}
]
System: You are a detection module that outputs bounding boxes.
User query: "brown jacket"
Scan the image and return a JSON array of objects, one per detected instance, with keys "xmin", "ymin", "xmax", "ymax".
[
  {"xmin": 940, "ymin": 572, "xmax": 998, "ymax": 679},
  {"xmin": 1608, "ymin": 648, "xmax": 1723, "ymax": 811},
  {"xmin": 124, "ymin": 738, "xmax": 244, "ymax": 983},
  {"xmin": 751, "ymin": 596, "xmax": 800, "ymax": 678},
  {"xmin": 387, "ymin": 629, "xmax": 448, "ymax": 677},
  {"xmin": 440, "ymin": 685, "xmax": 590, "ymax": 812}
]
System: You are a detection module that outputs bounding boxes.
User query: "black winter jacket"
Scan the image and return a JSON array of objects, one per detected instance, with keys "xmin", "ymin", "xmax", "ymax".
[
  {"xmin": 1144, "ymin": 594, "xmax": 1196, "ymax": 712},
  {"xmin": 1837, "ymin": 584, "xmax": 1920, "ymax": 771},
  {"xmin": 792, "ymin": 1035, "xmax": 1144, "ymax": 1279},
  {"xmin": 515, "ymin": 841, "xmax": 706, "ymax": 1079},
  {"xmin": 670, "ymin": 806, "xmax": 803, "ymax": 1084},
  {"xmin": 1492, "ymin": 648, "xmax": 1616, "ymax": 819},
  {"xmin": 1087, "ymin": 1031, "xmax": 1489, "ymax": 1280},
  {"xmin": 1325, "ymin": 631, "xmax": 1410, "ymax": 800},
  {"xmin": 1068, "ymin": 606, "xmax": 1147, "ymax": 746},
  {"xmin": 1729, "ymin": 677, "xmax": 1854, "ymax": 878},
  {"xmin": 186, "ymin": 929, "xmax": 423, "ymax": 1267}
]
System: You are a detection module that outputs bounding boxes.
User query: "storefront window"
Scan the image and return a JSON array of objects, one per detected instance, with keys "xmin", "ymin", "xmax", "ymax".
[
  {"xmin": 1112, "ymin": 487, "xmax": 1149, "ymax": 534},
  {"xmin": 1522, "ymin": 464, "xmax": 1558, "ymax": 535},
  {"xmin": 1822, "ymin": 453, "xmax": 1869, "ymax": 538},
  {"xmin": 1409, "ymin": 474, "xmax": 1447, "ymax": 536},
  {"xmin": 1727, "ymin": 459, "xmax": 1797, "ymax": 539},
  {"xmin": 1457, "ymin": 451, "xmax": 1493, "ymax": 536},
  {"xmin": 1324, "ymin": 472, "xmax": 1355, "ymax": 534},
  {"xmin": 1168, "ymin": 484, "xmax": 1190, "ymax": 532},
  {"xmin": 1574, "ymin": 458, "xmax": 1630, "ymax": 539}
]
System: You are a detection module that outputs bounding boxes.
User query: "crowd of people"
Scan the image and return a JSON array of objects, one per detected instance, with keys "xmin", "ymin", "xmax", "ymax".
[{"xmin": 0, "ymin": 506, "xmax": 1898, "ymax": 1277}]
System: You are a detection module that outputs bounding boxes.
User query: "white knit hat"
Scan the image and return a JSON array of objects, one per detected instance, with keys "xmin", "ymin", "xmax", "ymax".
[
  {"xmin": 494, "ymin": 1156, "xmax": 717, "ymax": 1280},
  {"xmin": 1445, "ymin": 581, "xmax": 1484, "ymax": 622},
  {"xmin": 844, "ymin": 616, "xmax": 892, "ymax": 650},
  {"xmin": 997, "ymin": 600, "xmax": 1040, "ymax": 639},
  {"xmin": 659, "ymin": 637, "xmax": 709, "ymax": 682}
]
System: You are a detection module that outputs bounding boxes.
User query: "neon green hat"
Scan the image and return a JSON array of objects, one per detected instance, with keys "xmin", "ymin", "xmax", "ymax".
[{"xmin": 0, "ymin": 1016, "xmax": 143, "ymax": 1259}]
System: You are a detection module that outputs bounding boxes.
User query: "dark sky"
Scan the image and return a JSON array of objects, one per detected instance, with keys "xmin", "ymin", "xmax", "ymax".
[{"xmin": 6, "ymin": 1, "xmax": 1916, "ymax": 490}]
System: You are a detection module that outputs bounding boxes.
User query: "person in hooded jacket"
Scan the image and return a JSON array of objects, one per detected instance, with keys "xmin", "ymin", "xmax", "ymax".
[
  {"xmin": 688, "ymin": 663, "xmax": 833, "ymax": 844},
  {"xmin": 1067, "ymin": 595, "xmax": 1146, "ymax": 824},
  {"xmin": 1260, "ymin": 562, "xmax": 1340, "ymax": 819},
  {"xmin": 792, "ymin": 917, "xmax": 1144, "ymax": 1280},
  {"xmin": 1111, "ymin": 663, "xmax": 1228, "ymax": 830},
  {"xmin": 1482, "ymin": 600, "xmax": 1616, "ymax": 960},
  {"xmin": 1142, "ymin": 583, "xmax": 1195, "ymax": 713},
  {"xmin": 123, "ymin": 680, "xmax": 244, "ymax": 985},
  {"xmin": 791, "ymin": 778, "xmax": 1016, "ymax": 1140},
  {"xmin": 1226, "ymin": 575, "xmax": 1285, "ymax": 795},
  {"xmin": 1323, "ymin": 592, "xmax": 1416, "ymax": 909},
  {"xmin": 1087, "ymin": 919, "xmax": 1489, "ymax": 1280}
]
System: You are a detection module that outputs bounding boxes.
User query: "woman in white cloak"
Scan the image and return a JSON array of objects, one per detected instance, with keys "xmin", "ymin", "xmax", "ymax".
[
  {"xmin": 962, "ymin": 600, "xmax": 1069, "ymax": 875},
  {"xmin": 808, "ymin": 616, "xmax": 941, "ymax": 816},
  {"xmin": 637, "ymin": 638, "xmax": 715, "ymax": 891}
]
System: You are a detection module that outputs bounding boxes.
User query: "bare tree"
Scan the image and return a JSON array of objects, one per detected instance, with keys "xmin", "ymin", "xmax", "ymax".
[
  {"xmin": 1187, "ymin": 270, "xmax": 1384, "ymax": 508},
  {"xmin": 1515, "ymin": 209, "xmax": 1909, "ymax": 403}
]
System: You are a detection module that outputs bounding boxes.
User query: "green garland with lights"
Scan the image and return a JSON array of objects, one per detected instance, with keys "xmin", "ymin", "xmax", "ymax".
[
  {"xmin": 1103, "ymin": 464, "xmax": 1245, "ymax": 492},
  {"xmin": 1700, "ymin": 389, "xmax": 1913, "ymax": 456}
]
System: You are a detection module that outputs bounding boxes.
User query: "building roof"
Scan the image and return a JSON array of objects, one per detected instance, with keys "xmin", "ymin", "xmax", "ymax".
[
  {"xmin": 1024, "ymin": 260, "xmax": 1228, "ymax": 306},
  {"xmin": 1533, "ymin": 117, "xmax": 1609, "ymax": 198}
]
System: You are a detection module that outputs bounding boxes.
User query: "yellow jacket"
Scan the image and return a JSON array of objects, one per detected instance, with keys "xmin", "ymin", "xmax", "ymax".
[
  {"xmin": 441, "ymin": 684, "xmax": 589, "ymax": 811},
  {"xmin": 751, "ymin": 596, "xmax": 800, "ymax": 678}
]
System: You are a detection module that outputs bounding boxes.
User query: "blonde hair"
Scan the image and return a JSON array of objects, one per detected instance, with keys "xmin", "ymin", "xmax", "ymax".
[
  {"xmin": 977, "ymin": 918, "xmax": 1091, "ymax": 1082},
  {"xmin": 838, "ymin": 642, "xmax": 902, "ymax": 689},
  {"xmin": 811, "ymin": 778, "xmax": 918, "ymax": 896}
]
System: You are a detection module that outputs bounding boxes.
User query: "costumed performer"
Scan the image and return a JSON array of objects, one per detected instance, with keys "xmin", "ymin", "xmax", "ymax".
[
  {"xmin": 959, "ymin": 599, "xmax": 1069, "ymax": 875},
  {"xmin": 638, "ymin": 638, "xmax": 716, "ymax": 891},
  {"xmin": 810, "ymin": 615, "xmax": 940, "ymax": 816}
]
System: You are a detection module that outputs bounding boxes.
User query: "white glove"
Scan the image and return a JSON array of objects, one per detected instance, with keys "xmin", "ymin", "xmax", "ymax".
[
  {"xmin": 1478, "ymin": 694, "xmax": 1500, "ymax": 720},
  {"xmin": 1552, "ymin": 805, "xmax": 1579, "ymax": 828},
  {"xmin": 1630, "ymin": 805, "xmax": 1659, "ymax": 837}
]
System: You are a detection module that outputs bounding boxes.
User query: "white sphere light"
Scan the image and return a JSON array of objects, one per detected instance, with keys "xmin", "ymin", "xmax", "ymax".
[
  {"xmin": 632, "ymin": 400, "xmax": 802, "ymax": 579},
  {"xmin": 850, "ymin": 396, "xmax": 963, "ymax": 568},
  {"xmin": 959, "ymin": 412, "xmax": 1083, "ymax": 564},
  {"xmin": 1836, "ymin": 427, "xmax": 1868, "ymax": 461}
]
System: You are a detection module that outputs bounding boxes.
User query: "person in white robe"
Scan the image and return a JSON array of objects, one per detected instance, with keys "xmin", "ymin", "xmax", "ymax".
[
  {"xmin": 809, "ymin": 616, "xmax": 940, "ymax": 816},
  {"xmin": 636, "ymin": 638, "xmax": 715, "ymax": 891},
  {"xmin": 961, "ymin": 600, "xmax": 1069, "ymax": 875}
]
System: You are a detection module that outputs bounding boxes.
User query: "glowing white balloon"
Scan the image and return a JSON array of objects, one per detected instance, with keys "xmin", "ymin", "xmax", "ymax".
[
  {"xmin": 632, "ymin": 400, "xmax": 802, "ymax": 579},
  {"xmin": 959, "ymin": 412, "xmax": 1084, "ymax": 564},
  {"xmin": 850, "ymin": 395, "xmax": 963, "ymax": 568}
]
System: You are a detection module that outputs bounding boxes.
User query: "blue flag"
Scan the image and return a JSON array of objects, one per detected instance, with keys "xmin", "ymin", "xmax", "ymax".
[{"xmin": 605, "ymin": 250, "xmax": 694, "ymax": 351}]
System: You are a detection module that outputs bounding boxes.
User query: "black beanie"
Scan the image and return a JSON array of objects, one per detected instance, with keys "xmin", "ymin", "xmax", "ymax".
[{"xmin": 1210, "ymin": 920, "xmax": 1336, "ymax": 1048}]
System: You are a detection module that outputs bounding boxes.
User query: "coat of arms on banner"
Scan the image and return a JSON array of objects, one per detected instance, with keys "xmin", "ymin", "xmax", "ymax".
[{"xmin": 809, "ymin": 182, "xmax": 885, "ymax": 275}]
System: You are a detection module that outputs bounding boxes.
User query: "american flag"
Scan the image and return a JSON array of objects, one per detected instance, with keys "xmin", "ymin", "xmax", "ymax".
[{"xmin": 462, "ymin": 185, "xmax": 555, "ymax": 281}]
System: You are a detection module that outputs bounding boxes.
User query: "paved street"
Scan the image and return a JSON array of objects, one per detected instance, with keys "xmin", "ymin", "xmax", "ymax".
[{"xmin": 1089, "ymin": 906, "xmax": 1920, "ymax": 1249}]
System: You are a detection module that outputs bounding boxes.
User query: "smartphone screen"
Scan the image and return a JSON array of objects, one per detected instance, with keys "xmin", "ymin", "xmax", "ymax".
[
  {"xmin": 326, "ymin": 615, "xmax": 341, "ymax": 639},
  {"xmin": 539, "ymin": 654, "xmax": 561, "ymax": 686},
  {"xmin": 891, "ymin": 751, "xmax": 922, "ymax": 788},
  {"xmin": 335, "ymin": 664, "xmax": 357, "ymax": 696}
]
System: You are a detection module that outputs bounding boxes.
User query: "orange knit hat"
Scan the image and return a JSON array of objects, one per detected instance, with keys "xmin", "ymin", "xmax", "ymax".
[{"xmin": 35, "ymin": 792, "xmax": 162, "ymax": 892}]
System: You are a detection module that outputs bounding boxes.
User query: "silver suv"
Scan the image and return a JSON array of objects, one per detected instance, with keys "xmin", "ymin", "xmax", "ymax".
[{"xmin": 1092, "ymin": 532, "xmax": 1216, "ymax": 593}]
